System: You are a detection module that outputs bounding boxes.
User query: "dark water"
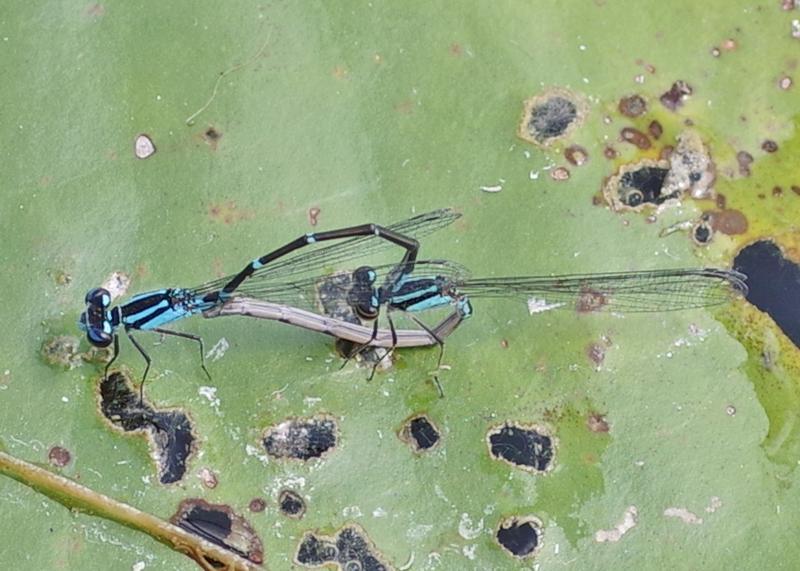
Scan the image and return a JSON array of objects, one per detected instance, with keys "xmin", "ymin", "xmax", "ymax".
[{"xmin": 734, "ymin": 240, "xmax": 800, "ymax": 348}]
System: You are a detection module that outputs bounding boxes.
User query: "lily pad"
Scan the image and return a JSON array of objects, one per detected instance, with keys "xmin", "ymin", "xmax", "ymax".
[{"xmin": 1, "ymin": 2, "xmax": 798, "ymax": 570}]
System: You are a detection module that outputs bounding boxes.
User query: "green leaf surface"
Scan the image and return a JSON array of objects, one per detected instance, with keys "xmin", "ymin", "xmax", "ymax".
[{"xmin": 2, "ymin": 1, "xmax": 798, "ymax": 569}]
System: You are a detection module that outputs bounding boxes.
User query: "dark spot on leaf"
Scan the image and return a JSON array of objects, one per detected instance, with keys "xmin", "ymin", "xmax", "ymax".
[
  {"xmin": 263, "ymin": 416, "xmax": 338, "ymax": 461},
  {"xmin": 620, "ymin": 127, "xmax": 651, "ymax": 150},
  {"xmin": 604, "ymin": 160, "xmax": 677, "ymax": 210},
  {"xmin": 692, "ymin": 219, "xmax": 713, "ymax": 245},
  {"xmin": 48, "ymin": 446, "xmax": 71, "ymax": 467},
  {"xmin": 296, "ymin": 524, "xmax": 390, "ymax": 570},
  {"xmin": 659, "ymin": 80, "xmax": 693, "ymax": 111},
  {"xmin": 279, "ymin": 490, "xmax": 306, "ymax": 519},
  {"xmin": 761, "ymin": 139, "xmax": 778, "ymax": 153},
  {"xmin": 792, "ymin": 185, "xmax": 800, "ymax": 196},
  {"xmin": 496, "ymin": 516, "xmax": 542, "ymax": 559},
  {"xmin": 529, "ymin": 97, "xmax": 576, "ymax": 139},
  {"xmin": 172, "ymin": 499, "xmax": 263, "ymax": 564},
  {"xmin": 202, "ymin": 126, "xmax": 223, "ymax": 150},
  {"xmin": 400, "ymin": 415, "xmax": 440, "ymax": 452},
  {"xmin": 99, "ymin": 372, "xmax": 194, "ymax": 484},
  {"xmin": 773, "ymin": 186, "xmax": 784, "ymax": 197},
  {"xmin": 487, "ymin": 423, "xmax": 555, "ymax": 473},
  {"xmin": 734, "ymin": 241, "xmax": 800, "ymax": 348},
  {"xmin": 618, "ymin": 94, "xmax": 647, "ymax": 117},
  {"xmin": 518, "ymin": 89, "xmax": 586, "ymax": 146}
]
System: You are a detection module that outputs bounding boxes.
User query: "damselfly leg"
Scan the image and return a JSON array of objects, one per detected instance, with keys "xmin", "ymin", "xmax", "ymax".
[{"xmin": 125, "ymin": 330, "xmax": 152, "ymax": 404}]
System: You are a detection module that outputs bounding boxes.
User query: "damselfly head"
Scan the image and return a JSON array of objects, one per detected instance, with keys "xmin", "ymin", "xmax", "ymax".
[
  {"xmin": 350, "ymin": 266, "xmax": 380, "ymax": 320},
  {"xmin": 79, "ymin": 287, "xmax": 114, "ymax": 347}
]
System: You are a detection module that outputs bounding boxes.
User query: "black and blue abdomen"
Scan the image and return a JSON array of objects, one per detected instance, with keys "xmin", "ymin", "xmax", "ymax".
[
  {"xmin": 387, "ymin": 277, "xmax": 453, "ymax": 312},
  {"xmin": 121, "ymin": 288, "xmax": 216, "ymax": 330}
]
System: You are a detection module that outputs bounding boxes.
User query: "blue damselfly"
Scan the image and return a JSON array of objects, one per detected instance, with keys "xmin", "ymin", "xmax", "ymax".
[{"xmin": 78, "ymin": 209, "xmax": 460, "ymax": 389}]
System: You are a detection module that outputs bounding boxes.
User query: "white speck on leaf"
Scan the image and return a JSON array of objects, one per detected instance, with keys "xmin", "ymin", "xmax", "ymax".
[
  {"xmin": 664, "ymin": 507, "xmax": 703, "ymax": 524},
  {"xmin": 595, "ymin": 506, "xmax": 638, "ymax": 543},
  {"xmin": 705, "ymin": 496, "xmax": 723, "ymax": 513},
  {"xmin": 102, "ymin": 271, "xmax": 131, "ymax": 300},
  {"xmin": 134, "ymin": 134, "xmax": 156, "ymax": 159},
  {"xmin": 528, "ymin": 298, "xmax": 565, "ymax": 314},
  {"xmin": 198, "ymin": 386, "xmax": 220, "ymax": 409},
  {"xmin": 205, "ymin": 338, "xmax": 229, "ymax": 362},
  {"xmin": 458, "ymin": 513, "xmax": 484, "ymax": 540},
  {"xmin": 480, "ymin": 184, "xmax": 502, "ymax": 193}
]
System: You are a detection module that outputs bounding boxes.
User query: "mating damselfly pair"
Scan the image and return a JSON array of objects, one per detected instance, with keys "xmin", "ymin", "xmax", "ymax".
[{"xmin": 79, "ymin": 208, "xmax": 747, "ymax": 393}]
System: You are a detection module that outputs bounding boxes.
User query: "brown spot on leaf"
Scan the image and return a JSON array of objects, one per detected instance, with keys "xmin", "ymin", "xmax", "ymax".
[
  {"xmin": 249, "ymin": 498, "xmax": 267, "ymax": 513},
  {"xmin": 773, "ymin": 186, "xmax": 784, "ymax": 197},
  {"xmin": 207, "ymin": 201, "xmax": 254, "ymax": 225},
  {"xmin": 603, "ymin": 146, "xmax": 619, "ymax": 159},
  {"xmin": 620, "ymin": 127, "xmax": 651, "ymax": 149},
  {"xmin": 198, "ymin": 468, "xmax": 218, "ymax": 489},
  {"xmin": 587, "ymin": 413, "xmax": 610, "ymax": 433},
  {"xmin": 48, "ymin": 446, "xmax": 71, "ymax": 467},
  {"xmin": 449, "ymin": 42, "xmax": 463, "ymax": 56},
  {"xmin": 648, "ymin": 120, "xmax": 663, "ymax": 140},
  {"xmin": 577, "ymin": 288, "xmax": 608, "ymax": 313},
  {"xmin": 394, "ymin": 99, "xmax": 414, "ymax": 114},
  {"xmin": 586, "ymin": 343, "xmax": 606, "ymax": 366},
  {"xmin": 762, "ymin": 139, "xmax": 779, "ymax": 153},
  {"xmin": 707, "ymin": 209, "xmax": 748, "ymax": 235},
  {"xmin": 618, "ymin": 94, "xmax": 647, "ymax": 117},
  {"xmin": 308, "ymin": 207, "xmax": 320, "ymax": 226},
  {"xmin": 84, "ymin": 3, "xmax": 105, "ymax": 17},
  {"xmin": 550, "ymin": 166, "xmax": 571, "ymax": 181},
  {"xmin": 565, "ymin": 145, "xmax": 589, "ymax": 166},
  {"xmin": 736, "ymin": 151, "xmax": 754, "ymax": 176}
]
